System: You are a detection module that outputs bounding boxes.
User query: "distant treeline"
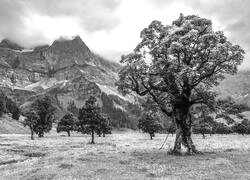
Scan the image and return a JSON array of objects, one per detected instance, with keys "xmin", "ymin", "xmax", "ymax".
[{"xmin": 0, "ymin": 91, "xmax": 20, "ymax": 120}]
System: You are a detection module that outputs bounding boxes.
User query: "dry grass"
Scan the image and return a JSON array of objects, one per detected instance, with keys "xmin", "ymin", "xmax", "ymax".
[{"xmin": 0, "ymin": 130, "xmax": 250, "ymax": 179}]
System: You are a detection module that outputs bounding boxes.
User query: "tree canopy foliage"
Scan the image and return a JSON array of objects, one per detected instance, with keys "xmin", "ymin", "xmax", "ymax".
[
  {"xmin": 232, "ymin": 119, "xmax": 250, "ymax": 135},
  {"xmin": 57, "ymin": 113, "xmax": 77, "ymax": 136},
  {"xmin": 116, "ymin": 14, "xmax": 244, "ymax": 154},
  {"xmin": 23, "ymin": 110, "xmax": 39, "ymax": 140},
  {"xmin": 0, "ymin": 92, "xmax": 6, "ymax": 117},
  {"xmin": 138, "ymin": 112, "xmax": 163, "ymax": 139},
  {"xmin": 5, "ymin": 97, "xmax": 20, "ymax": 120},
  {"xmin": 96, "ymin": 114, "xmax": 112, "ymax": 137},
  {"xmin": 0, "ymin": 91, "xmax": 20, "ymax": 120},
  {"xmin": 78, "ymin": 96, "xmax": 111, "ymax": 143},
  {"xmin": 23, "ymin": 95, "xmax": 56, "ymax": 138}
]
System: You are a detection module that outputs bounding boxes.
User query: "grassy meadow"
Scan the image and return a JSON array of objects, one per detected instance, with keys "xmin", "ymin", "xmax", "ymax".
[{"xmin": 0, "ymin": 129, "xmax": 250, "ymax": 180}]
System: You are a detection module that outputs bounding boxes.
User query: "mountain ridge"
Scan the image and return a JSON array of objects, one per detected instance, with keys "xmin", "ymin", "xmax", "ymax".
[{"xmin": 0, "ymin": 36, "xmax": 139, "ymax": 129}]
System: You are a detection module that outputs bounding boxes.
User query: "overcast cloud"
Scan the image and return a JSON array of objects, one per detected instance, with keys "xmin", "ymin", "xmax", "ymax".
[
  {"xmin": 189, "ymin": 0, "xmax": 250, "ymax": 52},
  {"xmin": 147, "ymin": 0, "xmax": 250, "ymax": 69},
  {"xmin": 0, "ymin": 0, "xmax": 249, "ymax": 69},
  {"xmin": 0, "ymin": 0, "xmax": 121, "ymax": 46}
]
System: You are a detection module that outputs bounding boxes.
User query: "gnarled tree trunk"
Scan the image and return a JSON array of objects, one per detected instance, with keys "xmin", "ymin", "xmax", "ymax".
[
  {"xmin": 172, "ymin": 107, "xmax": 199, "ymax": 155},
  {"xmin": 150, "ymin": 133, "xmax": 153, "ymax": 140},
  {"xmin": 30, "ymin": 129, "xmax": 34, "ymax": 140},
  {"xmin": 91, "ymin": 128, "xmax": 95, "ymax": 144}
]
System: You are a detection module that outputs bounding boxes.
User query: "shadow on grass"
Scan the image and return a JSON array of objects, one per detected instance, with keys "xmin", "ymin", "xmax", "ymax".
[
  {"xmin": 24, "ymin": 152, "xmax": 46, "ymax": 158},
  {"xmin": 130, "ymin": 149, "xmax": 219, "ymax": 164},
  {"xmin": 58, "ymin": 163, "xmax": 74, "ymax": 169},
  {"xmin": 0, "ymin": 158, "xmax": 29, "ymax": 166},
  {"xmin": 4, "ymin": 145, "xmax": 47, "ymax": 158}
]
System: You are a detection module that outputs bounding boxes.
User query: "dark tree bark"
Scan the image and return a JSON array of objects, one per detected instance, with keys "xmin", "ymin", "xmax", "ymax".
[
  {"xmin": 150, "ymin": 133, "xmax": 153, "ymax": 140},
  {"xmin": 30, "ymin": 128, "xmax": 34, "ymax": 140},
  {"xmin": 202, "ymin": 133, "xmax": 205, "ymax": 139},
  {"xmin": 67, "ymin": 131, "xmax": 70, "ymax": 137},
  {"xmin": 91, "ymin": 128, "xmax": 95, "ymax": 144},
  {"xmin": 172, "ymin": 105, "xmax": 199, "ymax": 155},
  {"xmin": 103, "ymin": 133, "xmax": 105, "ymax": 137},
  {"xmin": 38, "ymin": 132, "xmax": 44, "ymax": 138}
]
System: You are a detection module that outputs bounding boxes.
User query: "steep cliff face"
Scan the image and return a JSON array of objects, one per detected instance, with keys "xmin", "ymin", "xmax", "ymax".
[{"xmin": 0, "ymin": 36, "xmax": 140, "ymax": 127}]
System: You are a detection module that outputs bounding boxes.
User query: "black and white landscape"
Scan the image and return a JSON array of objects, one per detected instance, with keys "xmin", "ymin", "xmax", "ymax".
[{"xmin": 0, "ymin": 0, "xmax": 250, "ymax": 179}]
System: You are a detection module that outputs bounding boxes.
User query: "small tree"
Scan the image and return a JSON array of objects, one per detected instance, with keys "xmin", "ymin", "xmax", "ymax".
[
  {"xmin": 0, "ymin": 92, "xmax": 6, "ymax": 117},
  {"xmin": 138, "ymin": 112, "xmax": 163, "ymax": 140},
  {"xmin": 23, "ymin": 110, "xmax": 39, "ymax": 140},
  {"xmin": 78, "ymin": 96, "xmax": 102, "ymax": 144},
  {"xmin": 32, "ymin": 95, "xmax": 56, "ymax": 137},
  {"xmin": 10, "ymin": 104, "xmax": 20, "ymax": 120},
  {"xmin": 5, "ymin": 97, "xmax": 20, "ymax": 120},
  {"xmin": 232, "ymin": 119, "xmax": 250, "ymax": 135},
  {"xmin": 0, "ymin": 92, "xmax": 20, "ymax": 120},
  {"xmin": 96, "ymin": 114, "xmax": 112, "ymax": 137},
  {"xmin": 57, "ymin": 113, "xmax": 77, "ymax": 136}
]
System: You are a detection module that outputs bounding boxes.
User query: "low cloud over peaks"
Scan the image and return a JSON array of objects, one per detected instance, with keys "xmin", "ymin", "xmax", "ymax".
[
  {"xmin": 0, "ymin": 0, "xmax": 46, "ymax": 47},
  {"xmin": 0, "ymin": 0, "xmax": 121, "ymax": 47}
]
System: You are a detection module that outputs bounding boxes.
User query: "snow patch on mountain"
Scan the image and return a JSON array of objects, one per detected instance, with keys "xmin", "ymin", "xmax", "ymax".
[
  {"xmin": 25, "ymin": 78, "xmax": 57, "ymax": 90},
  {"xmin": 96, "ymin": 83, "xmax": 134, "ymax": 103},
  {"xmin": 113, "ymin": 101, "xmax": 126, "ymax": 112},
  {"xmin": 24, "ymin": 78, "xmax": 69, "ymax": 90},
  {"xmin": 12, "ymin": 49, "xmax": 34, "ymax": 53}
]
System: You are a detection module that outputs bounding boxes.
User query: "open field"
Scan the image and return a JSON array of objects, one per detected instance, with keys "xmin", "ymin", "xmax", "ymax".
[{"xmin": 0, "ymin": 130, "xmax": 250, "ymax": 180}]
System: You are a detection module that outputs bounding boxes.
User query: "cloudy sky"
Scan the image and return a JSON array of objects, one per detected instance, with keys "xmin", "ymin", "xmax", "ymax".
[{"xmin": 0, "ymin": 0, "xmax": 249, "ymax": 69}]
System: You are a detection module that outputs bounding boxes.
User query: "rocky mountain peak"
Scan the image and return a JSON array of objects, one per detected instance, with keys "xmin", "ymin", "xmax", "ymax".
[
  {"xmin": 50, "ymin": 35, "xmax": 90, "ymax": 52},
  {"xmin": 0, "ymin": 38, "xmax": 24, "ymax": 51},
  {"xmin": 44, "ymin": 35, "xmax": 94, "ymax": 69}
]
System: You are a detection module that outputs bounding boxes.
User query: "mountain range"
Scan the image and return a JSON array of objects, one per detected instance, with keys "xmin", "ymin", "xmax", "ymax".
[{"xmin": 0, "ymin": 36, "xmax": 140, "ymax": 129}]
